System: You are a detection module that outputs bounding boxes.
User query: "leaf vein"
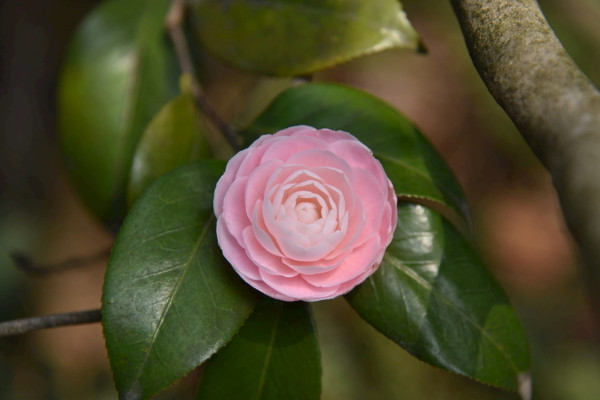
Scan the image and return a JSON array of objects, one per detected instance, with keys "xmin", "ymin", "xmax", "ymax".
[
  {"xmin": 255, "ymin": 304, "xmax": 282, "ymax": 400},
  {"xmin": 384, "ymin": 254, "xmax": 521, "ymax": 373},
  {"xmin": 131, "ymin": 214, "xmax": 214, "ymax": 387}
]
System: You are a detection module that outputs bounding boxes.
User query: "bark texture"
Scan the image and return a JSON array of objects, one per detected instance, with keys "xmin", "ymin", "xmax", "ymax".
[{"xmin": 451, "ymin": 0, "xmax": 600, "ymax": 283}]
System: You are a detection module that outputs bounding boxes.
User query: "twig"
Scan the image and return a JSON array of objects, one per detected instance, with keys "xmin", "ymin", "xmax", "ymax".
[
  {"xmin": 10, "ymin": 248, "xmax": 111, "ymax": 276},
  {"xmin": 0, "ymin": 309, "xmax": 102, "ymax": 337},
  {"xmin": 165, "ymin": 0, "xmax": 241, "ymax": 151}
]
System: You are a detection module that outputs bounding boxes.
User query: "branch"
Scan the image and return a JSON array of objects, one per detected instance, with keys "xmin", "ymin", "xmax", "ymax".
[
  {"xmin": 0, "ymin": 309, "xmax": 102, "ymax": 337},
  {"xmin": 449, "ymin": 0, "xmax": 600, "ymax": 298},
  {"xmin": 165, "ymin": 0, "xmax": 241, "ymax": 151},
  {"xmin": 10, "ymin": 248, "xmax": 110, "ymax": 275}
]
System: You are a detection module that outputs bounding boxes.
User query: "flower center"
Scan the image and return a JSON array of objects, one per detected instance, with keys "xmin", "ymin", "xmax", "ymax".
[{"xmin": 295, "ymin": 200, "xmax": 320, "ymax": 224}]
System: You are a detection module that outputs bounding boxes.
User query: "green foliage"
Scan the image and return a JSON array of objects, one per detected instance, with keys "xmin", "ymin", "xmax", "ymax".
[
  {"xmin": 54, "ymin": 1, "xmax": 532, "ymax": 398},
  {"xmin": 100, "ymin": 80, "xmax": 530, "ymax": 398},
  {"xmin": 58, "ymin": 0, "xmax": 178, "ymax": 224},
  {"xmin": 127, "ymin": 79, "xmax": 212, "ymax": 207},
  {"xmin": 189, "ymin": 0, "xmax": 420, "ymax": 76},
  {"xmin": 102, "ymin": 160, "xmax": 259, "ymax": 399},
  {"xmin": 346, "ymin": 203, "xmax": 530, "ymax": 390},
  {"xmin": 197, "ymin": 299, "xmax": 321, "ymax": 400},
  {"xmin": 244, "ymin": 82, "xmax": 469, "ymax": 227},
  {"xmin": 244, "ymin": 82, "xmax": 529, "ymax": 389}
]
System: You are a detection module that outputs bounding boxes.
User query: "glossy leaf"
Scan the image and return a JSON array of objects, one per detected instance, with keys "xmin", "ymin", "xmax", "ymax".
[
  {"xmin": 243, "ymin": 83, "xmax": 469, "ymax": 225},
  {"xmin": 127, "ymin": 88, "xmax": 212, "ymax": 207},
  {"xmin": 346, "ymin": 203, "xmax": 530, "ymax": 390},
  {"xmin": 189, "ymin": 0, "xmax": 420, "ymax": 76},
  {"xmin": 58, "ymin": 0, "xmax": 178, "ymax": 224},
  {"xmin": 197, "ymin": 299, "xmax": 321, "ymax": 400},
  {"xmin": 102, "ymin": 160, "xmax": 259, "ymax": 400}
]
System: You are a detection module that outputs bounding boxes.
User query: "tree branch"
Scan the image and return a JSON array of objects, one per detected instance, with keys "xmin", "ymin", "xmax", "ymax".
[
  {"xmin": 0, "ymin": 309, "xmax": 102, "ymax": 337},
  {"xmin": 165, "ymin": 0, "xmax": 241, "ymax": 151},
  {"xmin": 449, "ymin": 0, "xmax": 600, "ymax": 301},
  {"xmin": 10, "ymin": 248, "xmax": 110, "ymax": 276}
]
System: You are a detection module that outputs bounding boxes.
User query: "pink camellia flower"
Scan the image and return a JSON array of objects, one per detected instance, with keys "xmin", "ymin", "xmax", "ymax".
[{"xmin": 214, "ymin": 126, "xmax": 397, "ymax": 301}]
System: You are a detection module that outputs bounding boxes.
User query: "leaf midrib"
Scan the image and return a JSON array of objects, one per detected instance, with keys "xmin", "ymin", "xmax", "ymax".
[
  {"xmin": 131, "ymin": 214, "xmax": 215, "ymax": 394},
  {"xmin": 254, "ymin": 304, "xmax": 283, "ymax": 400}
]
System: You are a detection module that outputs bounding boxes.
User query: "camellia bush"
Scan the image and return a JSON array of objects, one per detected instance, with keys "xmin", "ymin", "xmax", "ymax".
[{"xmin": 4, "ymin": 0, "xmax": 600, "ymax": 399}]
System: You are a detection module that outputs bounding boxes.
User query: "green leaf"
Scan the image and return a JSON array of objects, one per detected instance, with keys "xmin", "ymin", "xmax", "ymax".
[
  {"xmin": 58, "ymin": 0, "xmax": 178, "ymax": 225},
  {"xmin": 102, "ymin": 160, "xmax": 259, "ymax": 400},
  {"xmin": 189, "ymin": 0, "xmax": 420, "ymax": 76},
  {"xmin": 345, "ymin": 203, "xmax": 530, "ymax": 390},
  {"xmin": 127, "ymin": 88, "xmax": 212, "ymax": 208},
  {"xmin": 243, "ymin": 82, "xmax": 469, "ymax": 227},
  {"xmin": 197, "ymin": 299, "xmax": 321, "ymax": 400}
]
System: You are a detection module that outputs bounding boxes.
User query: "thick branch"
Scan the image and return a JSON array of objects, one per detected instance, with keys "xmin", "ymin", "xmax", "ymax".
[
  {"xmin": 450, "ymin": 1, "xmax": 600, "ymax": 287},
  {"xmin": 0, "ymin": 309, "xmax": 102, "ymax": 337}
]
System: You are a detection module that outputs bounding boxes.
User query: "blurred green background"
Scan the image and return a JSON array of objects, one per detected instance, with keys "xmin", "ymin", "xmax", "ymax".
[{"xmin": 1, "ymin": 0, "xmax": 600, "ymax": 398}]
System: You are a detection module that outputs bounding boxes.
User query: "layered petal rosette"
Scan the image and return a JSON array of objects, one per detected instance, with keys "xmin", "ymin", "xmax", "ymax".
[{"xmin": 214, "ymin": 126, "xmax": 397, "ymax": 301}]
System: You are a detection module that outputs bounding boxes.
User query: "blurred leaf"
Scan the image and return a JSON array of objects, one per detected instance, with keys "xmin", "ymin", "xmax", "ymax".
[
  {"xmin": 346, "ymin": 203, "xmax": 530, "ymax": 390},
  {"xmin": 58, "ymin": 0, "xmax": 178, "ymax": 225},
  {"xmin": 189, "ymin": 0, "xmax": 420, "ymax": 76},
  {"xmin": 543, "ymin": 0, "xmax": 600, "ymax": 87},
  {"xmin": 127, "ymin": 86, "xmax": 212, "ymax": 207},
  {"xmin": 232, "ymin": 77, "xmax": 297, "ymax": 129},
  {"xmin": 243, "ymin": 82, "xmax": 469, "ymax": 227},
  {"xmin": 102, "ymin": 160, "xmax": 259, "ymax": 399},
  {"xmin": 197, "ymin": 299, "xmax": 321, "ymax": 400}
]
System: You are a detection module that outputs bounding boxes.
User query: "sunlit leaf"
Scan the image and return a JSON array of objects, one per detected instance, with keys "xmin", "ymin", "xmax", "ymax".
[
  {"xmin": 58, "ymin": 0, "xmax": 178, "ymax": 225},
  {"xmin": 346, "ymin": 203, "xmax": 530, "ymax": 390},
  {"xmin": 197, "ymin": 299, "xmax": 321, "ymax": 400},
  {"xmin": 102, "ymin": 160, "xmax": 259, "ymax": 399},
  {"xmin": 127, "ymin": 84, "xmax": 212, "ymax": 207},
  {"xmin": 189, "ymin": 0, "xmax": 420, "ymax": 76}
]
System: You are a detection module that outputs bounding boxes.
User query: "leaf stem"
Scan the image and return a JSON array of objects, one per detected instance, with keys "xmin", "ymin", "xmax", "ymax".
[
  {"xmin": 0, "ymin": 309, "xmax": 102, "ymax": 337},
  {"xmin": 165, "ymin": 0, "xmax": 241, "ymax": 151}
]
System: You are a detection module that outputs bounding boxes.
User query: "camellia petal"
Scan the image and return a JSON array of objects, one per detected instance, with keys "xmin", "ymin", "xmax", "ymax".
[
  {"xmin": 236, "ymin": 136, "xmax": 280, "ymax": 177},
  {"xmin": 329, "ymin": 139, "xmax": 389, "ymax": 190},
  {"xmin": 245, "ymin": 159, "xmax": 284, "ymax": 219},
  {"xmin": 213, "ymin": 126, "xmax": 397, "ymax": 301},
  {"xmin": 258, "ymin": 270, "xmax": 342, "ymax": 301},
  {"xmin": 287, "ymin": 149, "xmax": 355, "ymax": 181},
  {"xmin": 252, "ymin": 200, "xmax": 284, "ymax": 257},
  {"xmin": 222, "ymin": 177, "xmax": 252, "ymax": 244},
  {"xmin": 213, "ymin": 149, "xmax": 247, "ymax": 216},
  {"xmin": 216, "ymin": 219, "xmax": 261, "ymax": 281},
  {"xmin": 290, "ymin": 127, "xmax": 355, "ymax": 144},
  {"xmin": 260, "ymin": 135, "xmax": 329, "ymax": 163},
  {"xmin": 242, "ymin": 226, "xmax": 298, "ymax": 278},
  {"xmin": 239, "ymin": 275, "xmax": 297, "ymax": 302},
  {"xmin": 301, "ymin": 235, "xmax": 381, "ymax": 288},
  {"xmin": 281, "ymin": 251, "xmax": 346, "ymax": 274},
  {"xmin": 352, "ymin": 169, "xmax": 386, "ymax": 247}
]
